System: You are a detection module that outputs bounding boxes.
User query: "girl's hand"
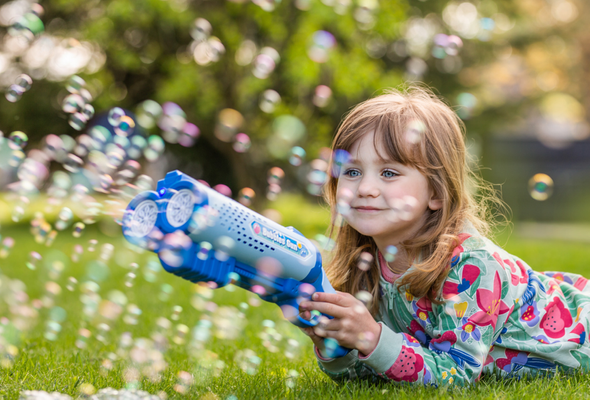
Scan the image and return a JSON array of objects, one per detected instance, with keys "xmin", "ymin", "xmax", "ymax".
[{"xmin": 299, "ymin": 291, "xmax": 382, "ymax": 356}]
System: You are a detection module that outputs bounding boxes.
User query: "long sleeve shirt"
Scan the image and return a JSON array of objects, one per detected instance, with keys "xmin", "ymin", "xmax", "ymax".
[{"xmin": 315, "ymin": 223, "xmax": 590, "ymax": 386}]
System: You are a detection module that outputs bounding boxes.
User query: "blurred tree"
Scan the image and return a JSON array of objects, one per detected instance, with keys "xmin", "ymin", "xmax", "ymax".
[{"xmin": 0, "ymin": 0, "xmax": 585, "ymax": 208}]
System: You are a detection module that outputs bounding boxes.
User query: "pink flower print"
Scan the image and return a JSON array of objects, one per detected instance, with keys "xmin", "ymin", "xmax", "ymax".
[
  {"xmin": 409, "ymin": 320, "xmax": 430, "ymax": 345},
  {"xmin": 574, "ymin": 276, "xmax": 589, "ymax": 291},
  {"xmin": 496, "ymin": 349, "xmax": 529, "ymax": 373},
  {"xmin": 543, "ymin": 272, "xmax": 573, "ymax": 285},
  {"xmin": 460, "ymin": 317, "xmax": 482, "ymax": 342},
  {"xmin": 448, "ymin": 233, "xmax": 471, "ymax": 268},
  {"xmin": 412, "ymin": 297, "xmax": 433, "ymax": 327},
  {"xmin": 385, "ymin": 346, "xmax": 424, "ymax": 382},
  {"xmin": 568, "ymin": 323, "xmax": 586, "ymax": 345},
  {"xmin": 540, "ymin": 297, "xmax": 572, "ymax": 339},
  {"xmin": 430, "ymin": 331, "xmax": 457, "ymax": 352},
  {"xmin": 402, "ymin": 333, "xmax": 421, "ymax": 347},
  {"xmin": 442, "ymin": 264, "xmax": 481, "ymax": 300},
  {"xmin": 546, "ymin": 279, "xmax": 563, "ymax": 296},
  {"xmin": 532, "ymin": 334, "xmax": 557, "ymax": 344},
  {"xmin": 468, "ymin": 271, "xmax": 511, "ymax": 330},
  {"xmin": 519, "ymin": 300, "xmax": 540, "ymax": 327}
]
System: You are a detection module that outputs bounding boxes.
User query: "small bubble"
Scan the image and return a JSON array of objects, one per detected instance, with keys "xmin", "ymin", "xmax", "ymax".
[
  {"xmin": 64, "ymin": 153, "xmax": 84, "ymax": 173},
  {"xmin": 62, "ymin": 94, "xmax": 85, "ymax": 114},
  {"xmin": 289, "ymin": 146, "xmax": 306, "ymax": 166},
  {"xmin": 69, "ymin": 112, "xmax": 89, "ymax": 131},
  {"xmin": 213, "ymin": 184, "xmax": 232, "ymax": 197},
  {"xmin": 8, "ymin": 131, "xmax": 28, "ymax": 150},
  {"xmin": 384, "ymin": 245, "xmax": 398, "ymax": 262},
  {"xmin": 405, "ymin": 119, "xmax": 426, "ymax": 144},
  {"xmin": 66, "ymin": 75, "xmax": 86, "ymax": 93},
  {"xmin": 26, "ymin": 251, "xmax": 42, "ymax": 270},
  {"xmin": 72, "ymin": 222, "xmax": 86, "ymax": 238},
  {"xmin": 267, "ymin": 167, "xmax": 284, "ymax": 185},
  {"xmin": 114, "ymin": 116, "xmax": 136, "ymax": 137},
  {"xmin": 124, "ymin": 272, "xmax": 136, "ymax": 288},
  {"xmin": 259, "ymin": 89, "xmax": 281, "ymax": 113},
  {"xmin": 15, "ymin": 74, "xmax": 33, "ymax": 91},
  {"xmin": 357, "ymin": 252, "xmax": 374, "ymax": 271},
  {"xmin": 528, "ymin": 173, "xmax": 554, "ymax": 201},
  {"xmin": 66, "ymin": 277, "xmax": 78, "ymax": 291},
  {"xmin": 108, "ymin": 107, "xmax": 125, "ymax": 127},
  {"xmin": 238, "ymin": 188, "xmax": 255, "ymax": 207},
  {"xmin": 313, "ymin": 85, "xmax": 332, "ymax": 107},
  {"xmin": 232, "ymin": 133, "xmax": 251, "ymax": 153},
  {"xmin": 355, "ymin": 290, "xmax": 372, "ymax": 309}
]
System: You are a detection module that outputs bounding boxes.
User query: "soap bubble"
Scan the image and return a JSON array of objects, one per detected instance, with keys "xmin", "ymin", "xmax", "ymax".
[
  {"xmin": 213, "ymin": 184, "xmax": 232, "ymax": 197},
  {"xmin": 66, "ymin": 75, "xmax": 86, "ymax": 93},
  {"xmin": 5, "ymin": 84, "xmax": 25, "ymax": 102},
  {"xmin": 384, "ymin": 245, "xmax": 398, "ymax": 262},
  {"xmin": 308, "ymin": 30, "xmax": 336, "ymax": 63},
  {"xmin": 55, "ymin": 207, "xmax": 74, "ymax": 231},
  {"xmin": 62, "ymin": 94, "xmax": 85, "ymax": 114},
  {"xmin": 259, "ymin": 90, "xmax": 281, "ymax": 113},
  {"xmin": 190, "ymin": 18, "xmax": 212, "ymax": 41},
  {"xmin": 268, "ymin": 167, "xmax": 284, "ymax": 185},
  {"xmin": 357, "ymin": 252, "xmax": 374, "ymax": 271},
  {"xmin": 215, "ymin": 108, "xmax": 243, "ymax": 142},
  {"xmin": 266, "ymin": 184, "xmax": 281, "ymax": 201},
  {"xmin": 528, "ymin": 173, "xmax": 554, "ymax": 201},
  {"xmin": 234, "ymin": 349, "xmax": 261, "ymax": 375},
  {"xmin": 72, "ymin": 222, "xmax": 86, "ymax": 238},
  {"xmin": 313, "ymin": 85, "xmax": 332, "ymax": 107},
  {"xmin": 336, "ymin": 187, "xmax": 354, "ymax": 216},
  {"xmin": 8, "ymin": 131, "xmax": 28, "ymax": 150},
  {"xmin": 179, "ymin": 123, "xmax": 199, "ymax": 147},
  {"xmin": 26, "ymin": 252, "xmax": 42, "ymax": 270},
  {"xmin": 15, "ymin": 74, "xmax": 33, "ymax": 91},
  {"xmin": 107, "ymin": 107, "xmax": 125, "ymax": 127},
  {"xmin": 136, "ymin": 100, "xmax": 163, "ymax": 129},
  {"xmin": 405, "ymin": 119, "xmax": 426, "ymax": 144},
  {"xmin": 289, "ymin": 146, "xmax": 306, "ymax": 166},
  {"xmin": 232, "ymin": 133, "xmax": 251, "ymax": 153},
  {"xmin": 115, "ymin": 116, "xmax": 136, "ymax": 137},
  {"xmin": 238, "ymin": 188, "xmax": 255, "ymax": 207}
]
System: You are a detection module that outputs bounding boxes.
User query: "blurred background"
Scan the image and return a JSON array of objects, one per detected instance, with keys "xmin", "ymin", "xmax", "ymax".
[{"xmin": 0, "ymin": 0, "xmax": 589, "ymax": 239}]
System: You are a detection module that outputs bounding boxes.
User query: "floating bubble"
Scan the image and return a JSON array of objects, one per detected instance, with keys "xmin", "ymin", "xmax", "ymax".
[
  {"xmin": 357, "ymin": 252, "xmax": 374, "ymax": 271},
  {"xmin": 259, "ymin": 90, "xmax": 281, "ymax": 113},
  {"xmin": 107, "ymin": 107, "xmax": 125, "ymax": 127},
  {"xmin": 66, "ymin": 75, "xmax": 86, "ymax": 93},
  {"xmin": 238, "ymin": 188, "xmax": 255, "ymax": 207},
  {"xmin": 55, "ymin": 207, "xmax": 74, "ymax": 231},
  {"xmin": 213, "ymin": 184, "xmax": 232, "ymax": 197},
  {"xmin": 62, "ymin": 94, "xmax": 85, "ymax": 114},
  {"xmin": 234, "ymin": 349, "xmax": 262, "ymax": 375},
  {"xmin": 114, "ymin": 116, "xmax": 136, "ymax": 137},
  {"xmin": 15, "ymin": 74, "xmax": 33, "ymax": 91},
  {"xmin": 86, "ymin": 260, "xmax": 110, "ymax": 282},
  {"xmin": 72, "ymin": 222, "xmax": 85, "ymax": 238},
  {"xmin": 267, "ymin": 167, "xmax": 284, "ymax": 185},
  {"xmin": 252, "ymin": 53, "xmax": 276, "ymax": 79},
  {"xmin": 124, "ymin": 272, "xmax": 136, "ymax": 288},
  {"xmin": 5, "ymin": 84, "xmax": 24, "ymax": 102},
  {"xmin": 405, "ymin": 120, "xmax": 426, "ymax": 144},
  {"xmin": 83, "ymin": 104, "xmax": 95, "ymax": 120},
  {"xmin": 8, "ymin": 131, "xmax": 28, "ymax": 150},
  {"xmin": 69, "ymin": 112, "xmax": 89, "ymax": 131},
  {"xmin": 190, "ymin": 18, "xmax": 212, "ymax": 41},
  {"xmin": 308, "ymin": 30, "xmax": 336, "ymax": 63},
  {"xmin": 384, "ymin": 245, "xmax": 398, "ymax": 262},
  {"xmin": 0, "ymin": 237, "xmax": 15, "ymax": 259},
  {"xmin": 136, "ymin": 100, "xmax": 163, "ymax": 129},
  {"xmin": 197, "ymin": 241, "xmax": 213, "ymax": 261},
  {"xmin": 232, "ymin": 133, "xmax": 251, "ymax": 153},
  {"xmin": 528, "ymin": 173, "xmax": 554, "ymax": 201},
  {"xmin": 289, "ymin": 146, "xmax": 306, "ymax": 166},
  {"xmin": 8, "ymin": 150, "xmax": 25, "ymax": 167},
  {"xmin": 26, "ymin": 252, "xmax": 42, "ymax": 270},
  {"xmin": 64, "ymin": 153, "xmax": 83, "ymax": 173},
  {"xmin": 215, "ymin": 108, "xmax": 244, "ymax": 142},
  {"xmin": 266, "ymin": 184, "xmax": 281, "ymax": 201},
  {"xmin": 179, "ymin": 123, "xmax": 200, "ymax": 147},
  {"xmin": 144, "ymin": 136, "xmax": 165, "ymax": 161},
  {"xmin": 336, "ymin": 187, "xmax": 354, "ymax": 215},
  {"xmin": 272, "ymin": 115, "xmax": 306, "ymax": 142},
  {"xmin": 355, "ymin": 290, "xmax": 372, "ymax": 309},
  {"xmin": 66, "ymin": 277, "xmax": 78, "ymax": 291},
  {"xmin": 313, "ymin": 85, "xmax": 332, "ymax": 108},
  {"xmin": 88, "ymin": 239, "xmax": 98, "ymax": 252}
]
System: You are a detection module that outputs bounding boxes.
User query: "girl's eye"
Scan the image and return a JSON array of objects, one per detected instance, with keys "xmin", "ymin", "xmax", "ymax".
[
  {"xmin": 382, "ymin": 170, "xmax": 398, "ymax": 178},
  {"xmin": 343, "ymin": 169, "xmax": 361, "ymax": 177}
]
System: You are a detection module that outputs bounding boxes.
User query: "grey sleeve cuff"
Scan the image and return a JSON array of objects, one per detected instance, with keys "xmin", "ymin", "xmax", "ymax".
[
  {"xmin": 315, "ymin": 345, "xmax": 360, "ymax": 373},
  {"xmin": 358, "ymin": 322, "xmax": 402, "ymax": 373}
]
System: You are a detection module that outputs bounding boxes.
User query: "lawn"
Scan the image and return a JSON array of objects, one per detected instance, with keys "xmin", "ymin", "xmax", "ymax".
[{"xmin": 0, "ymin": 216, "xmax": 590, "ymax": 399}]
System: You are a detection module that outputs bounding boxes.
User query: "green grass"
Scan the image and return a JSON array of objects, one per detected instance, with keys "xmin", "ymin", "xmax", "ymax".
[{"xmin": 1, "ymin": 221, "xmax": 590, "ymax": 399}]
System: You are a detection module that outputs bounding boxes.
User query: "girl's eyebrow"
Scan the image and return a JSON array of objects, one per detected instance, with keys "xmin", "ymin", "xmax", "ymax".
[{"xmin": 348, "ymin": 157, "xmax": 403, "ymax": 166}]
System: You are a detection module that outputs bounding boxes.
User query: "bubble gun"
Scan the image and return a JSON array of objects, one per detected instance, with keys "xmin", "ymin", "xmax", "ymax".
[{"xmin": 122, "ymin": 170, "xmax": 350, "ymax": 358}]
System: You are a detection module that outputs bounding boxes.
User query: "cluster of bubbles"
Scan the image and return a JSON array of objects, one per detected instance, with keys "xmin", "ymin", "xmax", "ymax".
[
  {"xmin": 61, "ymin": 76, "xmax": 95, "ymax": 131},
  {"xmin": 5, "ymin": 74, "xmax": 33, "ymax": 102},
  {"xmin": 190, "ymin": 18, "xmax": 225, "ymax": 66},
  {"xmin": 5, "ymin": 2, "xmax": 44, "ymax": 43}
]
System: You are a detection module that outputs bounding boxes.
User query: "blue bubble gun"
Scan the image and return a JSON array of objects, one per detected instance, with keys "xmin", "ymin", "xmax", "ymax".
[{"xmin": 122, "ymin": 170, "xmax": 350, "ymax": 358}]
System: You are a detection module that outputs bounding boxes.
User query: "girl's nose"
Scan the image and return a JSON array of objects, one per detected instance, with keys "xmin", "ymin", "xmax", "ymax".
[{"xmin": 357, "ymin": 176, "xmax": 379, "ymax": 197}]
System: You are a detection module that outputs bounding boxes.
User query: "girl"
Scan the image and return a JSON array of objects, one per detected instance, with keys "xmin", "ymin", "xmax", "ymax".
[{"xmin": 299, "ymin": 86, "xmax": 590, "ymax": 386}]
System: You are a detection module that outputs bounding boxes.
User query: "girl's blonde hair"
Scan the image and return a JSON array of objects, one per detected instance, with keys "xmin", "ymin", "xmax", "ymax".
[{"xmin": 324, "ymin": 85, "xmax": 508, "ymax": 315}]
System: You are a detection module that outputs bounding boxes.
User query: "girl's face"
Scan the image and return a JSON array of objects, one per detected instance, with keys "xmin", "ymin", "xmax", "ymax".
[{"xmin": 336, "ymin": 131, "xmax": 442, "ymax": 248}]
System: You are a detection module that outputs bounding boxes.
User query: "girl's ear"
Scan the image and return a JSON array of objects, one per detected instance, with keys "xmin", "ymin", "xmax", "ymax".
[{"xmin": 428, "ymin": 198, "xmax": 443, "ymax": 211}]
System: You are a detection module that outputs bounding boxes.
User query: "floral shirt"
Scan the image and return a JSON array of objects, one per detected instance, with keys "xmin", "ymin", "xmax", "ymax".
[{"xmin": 315, "ymin": 224, "xmax": 590, "ymax": 386}]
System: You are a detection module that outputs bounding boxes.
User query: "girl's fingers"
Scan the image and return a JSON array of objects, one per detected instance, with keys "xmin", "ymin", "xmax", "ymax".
[{"xmin": 302, "ymin": 301, "xmax": 346, "ymax": 319}]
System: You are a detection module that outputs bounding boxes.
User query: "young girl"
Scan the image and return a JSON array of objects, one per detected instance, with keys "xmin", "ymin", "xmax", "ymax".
[{"xmin": 299, "ymin": 86, "xmax": 590, "ymax": 386}]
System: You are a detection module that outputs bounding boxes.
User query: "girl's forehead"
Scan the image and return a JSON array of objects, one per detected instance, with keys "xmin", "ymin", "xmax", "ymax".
[{"xmin": 347, "ymin": 130, "xmax": 405, "ymax": 164}]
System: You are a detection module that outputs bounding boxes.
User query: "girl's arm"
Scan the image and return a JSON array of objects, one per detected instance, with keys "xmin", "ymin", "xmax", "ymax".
[{"xmin": 304, "ymin": 250, "xmax": 519, "ymax": 386}]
